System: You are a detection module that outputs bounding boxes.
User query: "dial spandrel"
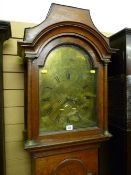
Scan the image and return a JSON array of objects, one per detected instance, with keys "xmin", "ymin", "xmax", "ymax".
[{"xmin": 39, "ymin": 45, "xmax": 97, "ymax": 133}]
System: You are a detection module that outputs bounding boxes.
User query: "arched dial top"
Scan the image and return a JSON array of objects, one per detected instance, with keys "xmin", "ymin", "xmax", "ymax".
[{"xmin": 39, "ymin": 44, "xmax": 97, "ymax": 133}]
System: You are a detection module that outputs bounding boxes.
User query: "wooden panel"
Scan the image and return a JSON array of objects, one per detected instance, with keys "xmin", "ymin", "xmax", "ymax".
[
  {"xmin": 34, "ymin": 148, "xmax": 98, "ymax": 175},
  {"xmin": 3, "ymin": 73, "xmax": 24, "ymax": 89},
  {"xmin": 4, "ymin": 90, "xmax": 24, "ymax": 107},
  {"xmin": 6, "ymin": 158, "xmax": 31, "ymax": 175},
  {"xmin": 11, "ymin": 21, "xmax": 35, "ymax": 38},
  {"xmin": 5, "ymin": 141, "xmax": 29, "ymax": 160},
  {"xmin": 5, "ymin": 124, "xmax": 24, "ymax": 142},
  {"xmin": 3, "ymin": 38, "xmax": 18, "ymax": 55},
  {"xmin": 4, "ymin": 107, "xmax": 24, "ymax": 124},
  {"xmin": 3, "ymin": 55, "xmax": 24, "ymax": 72},
  {"xmin": 127, "ymin": 131, "xmax": 131, "ymax": 175}
]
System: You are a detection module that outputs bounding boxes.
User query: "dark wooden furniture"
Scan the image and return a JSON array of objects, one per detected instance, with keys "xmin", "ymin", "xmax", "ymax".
[
  {"xmin": 0, "ymin": 21, "xmax": 11, "ymax": 175},
  {"xmin": 18, "ymin": 4, "xmax": 114, "ymax": 175},
  {"xmin": 108, "ymin": 28, "xmax": 131, "ymax": 175}
]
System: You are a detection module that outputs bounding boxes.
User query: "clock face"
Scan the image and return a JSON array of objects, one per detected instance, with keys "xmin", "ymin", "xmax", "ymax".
[{"xmin": 39, "ymin": 45, "xmax": 97, "ymax": 133}]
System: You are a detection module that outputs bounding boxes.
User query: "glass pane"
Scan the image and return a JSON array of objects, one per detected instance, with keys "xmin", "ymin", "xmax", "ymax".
[{"xmin": 39, "ymin": 45, "xmax": 97, "ymax": 133}]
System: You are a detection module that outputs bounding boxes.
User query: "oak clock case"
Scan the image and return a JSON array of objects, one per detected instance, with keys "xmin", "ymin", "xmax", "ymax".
[{"xmin": 17, "ymin": 3, "xmax": 114, "ymax": 175}]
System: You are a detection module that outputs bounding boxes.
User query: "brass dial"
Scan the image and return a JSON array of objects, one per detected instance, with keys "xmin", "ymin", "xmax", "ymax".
[{"xmin": 39, "ymin": 45, "xmax": 97, "ymax": 133}]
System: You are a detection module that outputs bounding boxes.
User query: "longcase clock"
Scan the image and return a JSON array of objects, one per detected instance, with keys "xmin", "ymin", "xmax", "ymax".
[{"xmin": 18, "ymin": 4, "xmax": 114, "ymax": 175}]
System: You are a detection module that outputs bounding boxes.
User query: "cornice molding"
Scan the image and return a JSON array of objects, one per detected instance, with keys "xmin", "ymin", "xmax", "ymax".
[{"xmin": 0, "ymin": 20, "xmax": 11, "ymax": 41}]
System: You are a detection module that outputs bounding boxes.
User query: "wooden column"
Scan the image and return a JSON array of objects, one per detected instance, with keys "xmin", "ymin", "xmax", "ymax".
[{"xmin": 0, "ymin": 21, "xmax": 11, "ymax": 175}]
